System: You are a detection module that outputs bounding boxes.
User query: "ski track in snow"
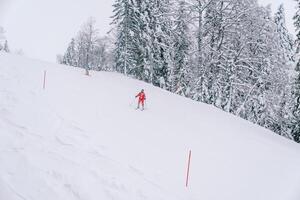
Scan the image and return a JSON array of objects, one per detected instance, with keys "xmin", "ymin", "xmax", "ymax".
[{"xmin": 0, "ymin": 53, "xmax": 300, "ymax": 200}]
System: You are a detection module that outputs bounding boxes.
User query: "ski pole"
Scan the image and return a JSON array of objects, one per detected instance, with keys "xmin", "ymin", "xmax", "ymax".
[
  {"xmin": 43, "ymin": 70, "xmax": 47, "ymax": 90},
  {"xmin": 130, "ymin": 97, "xmax": 136, "ymax": 107}
]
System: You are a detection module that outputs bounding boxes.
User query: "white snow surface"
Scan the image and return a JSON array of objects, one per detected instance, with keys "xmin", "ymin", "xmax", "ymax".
[{"xmin": 0, "ymin": 52, "xmax": 300, "ymax": 200}]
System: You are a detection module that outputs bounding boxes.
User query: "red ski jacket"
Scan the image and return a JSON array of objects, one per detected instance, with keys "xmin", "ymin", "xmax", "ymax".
[{"xmin": 136, "ymin": 92, "xmax": 146, "ymax": 101}]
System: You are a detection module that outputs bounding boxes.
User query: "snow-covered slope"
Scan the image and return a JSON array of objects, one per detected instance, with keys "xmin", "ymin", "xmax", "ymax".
[{"xmin": 0, "ymin": 52, "xmax": 300, "ymax": 200}]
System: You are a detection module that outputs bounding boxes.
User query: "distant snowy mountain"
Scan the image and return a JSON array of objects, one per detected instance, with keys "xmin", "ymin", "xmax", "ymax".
[{"xmin": 0, "ymin": 52, "xmax": 300, "ymax": 200}]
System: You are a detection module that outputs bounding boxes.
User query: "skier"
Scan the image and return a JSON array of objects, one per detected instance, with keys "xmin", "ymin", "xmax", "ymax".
[{"xmin": 135, "ymin": 89, "xmax": 146, "ymax": 110}]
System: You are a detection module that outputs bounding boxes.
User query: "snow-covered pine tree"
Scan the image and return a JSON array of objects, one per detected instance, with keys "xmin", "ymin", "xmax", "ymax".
[
  {"xmin": 275, "ymin": 4, "xmax": 294, "ymax": 62},
  {"xmin": 291, "ymin": 0, "xmax": 300, "ymax": 142},
  {"xmin": 172, "ymin": 0, "xmax": 190, "ymax": 96},
  {"xmin": 187, "ymin": 0, "xmax": 214, "ymax": 102},
  {"xmin": 291, "ymin": 67, "xmax": 300, "ymax": 143},
  {"xmin": 146, "ymin": 0, "xmax": 174, "ymax": 90},
  {"xmin": 132, "ymin": 0, "xmax": 151, "ymax": 82},
  {"xmin": 76, "ymin": 31, "xmax": 86, "ymax": 70},
  {"xmin": 111, "ymin": 0, "xmax": 139, "ymax": 76},
  {"xmin": 264, "ymin": 4, "xmax": 295, "ymax": 137},
  {"xmin": 200, "ymin": 0, "xmax": 225, "ymax": 107},
  {"xmin": 62, "ymin": 38, "xmax": 77, "ymax": 66},
  {"xmin": 112, "ymin": 0, "xmax": 173, "ymax": 85},
  {"xmin": 273, "ymin": 92, "xmax": 293, "ymax": 139}
]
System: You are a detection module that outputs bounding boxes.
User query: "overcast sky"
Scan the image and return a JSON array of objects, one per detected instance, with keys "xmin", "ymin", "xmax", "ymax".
[{"xmin": 0, "ymin": 0, "xmax": 298, "ymax": 62}]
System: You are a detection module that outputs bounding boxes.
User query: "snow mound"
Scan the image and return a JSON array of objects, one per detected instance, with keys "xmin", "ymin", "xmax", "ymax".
[{"xmin": 0, "ymin": 52, "xmax": 300, "ymax": 200}]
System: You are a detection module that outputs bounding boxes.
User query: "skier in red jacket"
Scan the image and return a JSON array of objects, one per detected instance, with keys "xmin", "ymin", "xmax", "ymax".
[{"xmin": 135, "ymin": 89, "xmax": 146, "ymax": 110}]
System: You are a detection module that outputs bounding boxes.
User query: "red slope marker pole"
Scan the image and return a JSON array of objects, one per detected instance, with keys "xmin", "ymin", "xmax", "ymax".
[
  {"xmin": 186, "ymin": 150, "xmax": 192, "ymax": 187},
  {"xmin": 43, "ymin": 70, "xmax": 47, "ymax": 90}
]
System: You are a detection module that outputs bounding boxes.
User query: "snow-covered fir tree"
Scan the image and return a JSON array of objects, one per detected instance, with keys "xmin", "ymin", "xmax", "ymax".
[
  {"xmin": 112, "ymin": 0, "xmax": 174, "ymax": 85},
  {"xmin": 187, "ymin": 0, "xmax": 214, "ymax": 102},
  {"xmin": 172, "ymin": 0, "xmax": 190, "ymax": 96},
  {"xmin": 291, "ymin": 0, "xmax": 300, "ymax": 142},
  {"xmin": 147, "ymin": 0, "xmax": 174, "ymax": 89},
  {"xmin": 271, "ymin": 4, "xmax": 294, "ymax": 137},
  {"xmin": 257, "ymin": 4, "xmax": 293, "ymax": 137},
  {"xmin": 111, "ymin": 0, "xmax": 140, "ymax": 76},
  {"xmin": 198, "ymin": 0, "xmax": 225, "ymax": 107},
  {"xmin": 131, "ymin": 0, "xmax": 152, "ymax": 82},
  {"xmin": 76, "ymin": 31, "xmax": 88, "ymax": 71},
  {"xmin": 291, "ymin": 66, "xmax": 300, "ymax": 143},
  {"xmin": 275, "ymin": 4, "xmax": 294, "ymax": 62},
  {"xmin": 62, "ymin": 38, "xmax": 77, "ymax": 67}
]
